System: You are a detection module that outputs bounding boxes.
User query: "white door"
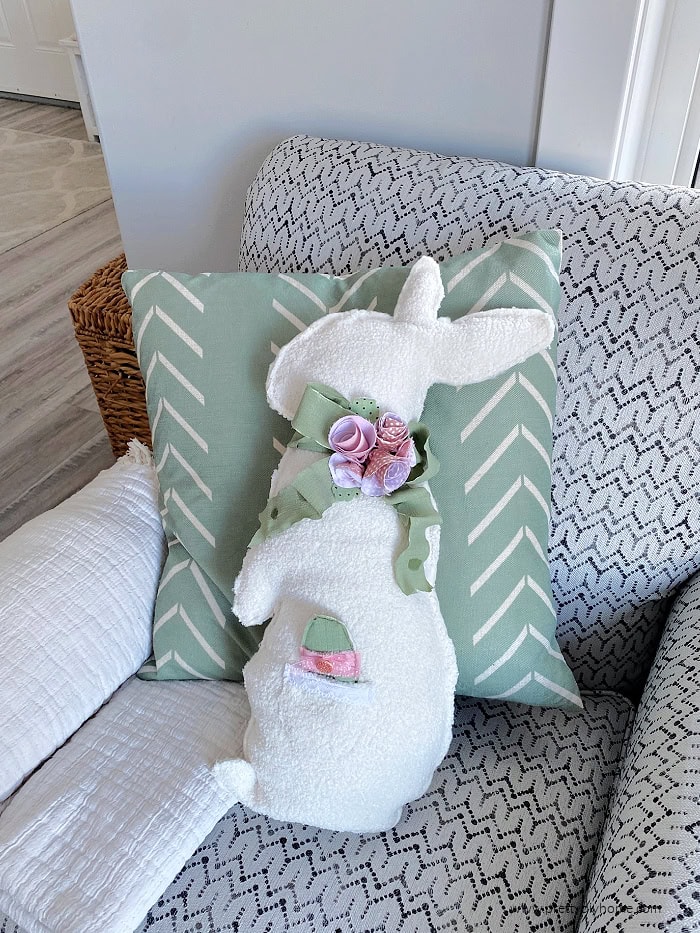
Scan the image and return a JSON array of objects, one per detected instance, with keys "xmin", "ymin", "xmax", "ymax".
[{"xmin": 0, "ymin": 0, "xmax": 77, "ymax": 100}]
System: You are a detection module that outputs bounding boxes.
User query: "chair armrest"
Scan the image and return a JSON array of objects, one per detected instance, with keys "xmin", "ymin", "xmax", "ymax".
[
  {"xmin": 578, "ymin": 572, "xmax": 700, "ymax": 931},
  {"xmin": 0, "ymin": 443, "xmax": 165, "ymax": 801}
]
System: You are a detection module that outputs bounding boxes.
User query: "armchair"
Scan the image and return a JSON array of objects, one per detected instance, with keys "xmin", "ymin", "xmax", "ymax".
[{"xmin": 0, "ymin": 135, "xmax": 698, "ymax": 932}]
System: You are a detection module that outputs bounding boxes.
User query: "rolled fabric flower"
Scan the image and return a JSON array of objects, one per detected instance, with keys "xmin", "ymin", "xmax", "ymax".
[
  {"xmin": 375, "ymin": 412, "xmax": 410, "ymax": 452},
  {"xmin": 397, "ymin": 437, "xmax": 417, "ymax": 468},
  {"xmin": 329, "ymin": 453, "xmax": 364, "ymax": 488},
  {"xmin": 361, "ymin": 447, "xmax": 413, "ymax": 497},
  {"xmin": 328, "ymin": 415, "xmax": 377, "ymax": 463}
]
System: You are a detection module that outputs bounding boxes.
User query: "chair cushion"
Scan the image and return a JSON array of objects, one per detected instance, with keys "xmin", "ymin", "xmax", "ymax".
[
  {"xmin": 135, "ymin": 692, "xmax": 633, "ymax": 933},
  {"xmin": 239, "ymin": 134, "xmax": 700, "ymax": 696}
]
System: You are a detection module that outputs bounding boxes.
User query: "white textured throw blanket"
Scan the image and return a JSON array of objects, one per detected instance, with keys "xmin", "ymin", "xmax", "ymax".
[{"xmin": 0, "ymin": 678, "xmax": 249, "ymax": 933}]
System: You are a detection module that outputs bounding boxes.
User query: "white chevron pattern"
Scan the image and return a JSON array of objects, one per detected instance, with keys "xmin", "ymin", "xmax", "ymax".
[
  {"xmin": 469, "ymin": 528, "xmax": 549, "ymax": 597},
  {"xmin": 510, "ymin": 272, "xmax": 555, "ymax": 315},
  {"xmin": 236, "ymin": 132, "xmax": 700, "ymax": 705},
  {"xmin": 135, "ymin": 306, "xmax": 154, "ymax": 357},
  {"xmin": 518, "ymin": 373, "xmax": 552, "ymax": 426},
  {"xmin": 487, "ymin": 671, "xmax": 581, "ymax": 706},
  {"xmin": 127, "ymin": 270, "xmax": 218, "ymax": 578},
  {"xmin": 152, "ymin": 399, "xmax": 209, "ymax": 453},
  {"xmin": 146, "ymin": 351, "xmax": 205, "ymax": 405},
  {"xmin": 160, "ymin": 272, "xmax": 205, "ymax": 312},
  {"xmin": 468, "ymin": 272, "xmax": 507, "ymax": 314},
  {"xmin": 473, "ymin": 579, "xmax": 527, "ymax": 645},
  {"xmin": 327, "ymin": 269, "xmax": 380, "ymax": 313},
  {"xmin": 508, "ymin": 236, "xmax": 560, "ymax": 280},
  {"xmin": 155, "ymin": 306, "xmax": 204, "ymax": 356},
  {"xmin": 165, "ymin": 488, "xmax": 215, "ymax": 547},
  {"xmin": 272, "ymin": 298, "xmax": 306, "ymax": 332},
  {"xmin": 279, "ymin": 274, "xmax": 328, "ymax": 313},
  {"xmin": 149, "ymin": 542, "xmax": 236, "ymax": 681},
  {"xmin": 523, "ymin": 476, "xmax": 550, "ymax": 519},
  {"xmin": 156, "ymin": 443, "xmax": 212, "ymax": 501},
  {"xmin": 468, "ymin": 477, "xmax": 523, "ymax": 545},
  {"xmin": 157, "ymin": 556, "xmax": 191, "ymax": 595},
  {"xmin": 445, "ymin": 242, "xmax": 501, "ymax": 293},
  {"xmin": 460, "ymin": 373, "xmax": 517, "ymax": 442},
  {"xmin": 474, "ymin": 626, "xmax": 529, "ymax": 683},
  {"xmin": 126, "ymin": 269, "xmax": 278, "ymax": 683},
  {"xmin": 463, "ymin": 424, "xmax": 551, "ymax": 494},
  {"xmin": 463, "ymin": 425, "xmax": 519, "ymax": 494},
  {"xmin": 521, "ymin": 424, "xmax": 550, "ymax": 467},
  {"xmin": 128, "ymin": 270, "xmax": 159, "ymax": 302},
  {"xmin": 155, "ymin": 649, "xmax": 213, "ymax": 679},
  {"xmin": 190, "ymin": 563, "xmax": 227, "ymax": 627}
]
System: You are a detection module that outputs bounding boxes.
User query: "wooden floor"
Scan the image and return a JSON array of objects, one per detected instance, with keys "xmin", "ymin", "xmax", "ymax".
[{"xmin": 0, "ymin": 99, "xmax": 121, "ymax": 541}]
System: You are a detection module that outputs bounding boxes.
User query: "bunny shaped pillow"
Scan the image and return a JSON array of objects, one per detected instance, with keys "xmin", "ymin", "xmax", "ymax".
[{"xmin": 214, "ymin": 256, "xmax": 554, "ymax": 833}]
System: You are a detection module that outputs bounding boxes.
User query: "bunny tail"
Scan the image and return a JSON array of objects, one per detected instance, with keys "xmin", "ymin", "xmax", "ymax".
[{"xmin": 213, "ymin": 758, "xmax": 256, "ymax": 806}]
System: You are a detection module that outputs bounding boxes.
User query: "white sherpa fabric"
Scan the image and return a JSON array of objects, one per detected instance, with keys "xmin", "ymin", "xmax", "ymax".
[
  {"xmin": 0, "ymin": 677, "xmax": 249, "ymax": 933},
  {"xmin": 0, "ymin": 451, "xmax": 164, "ymax": 802},
  {"xmin": 215, "ymin": 256, "xmax": 555, "ymax": 833},
  {"xmin": 266, "ymin": 258, "xmax": 554, "ymax": 423}
]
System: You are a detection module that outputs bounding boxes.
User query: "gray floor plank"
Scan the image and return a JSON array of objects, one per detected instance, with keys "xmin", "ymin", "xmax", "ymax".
[
  {"xmin": 0, "ymin": 102, "xmax": 123, "ymax": 539},
  {"xmin": 0, "ymin": 98, "xmax": 88, "ymax": 141},
  {"xmin": 0, "ymin": 434, "xmax": 115, "ymax": 541}
]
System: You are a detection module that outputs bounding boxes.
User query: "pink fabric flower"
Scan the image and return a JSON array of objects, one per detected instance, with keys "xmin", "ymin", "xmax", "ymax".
[
  {"xmin": 397, "ymin": 437, "xmax": 417, "ymax": 468},
  {"xmin": 361, "ymin": 446, "xmax": 413, "ymax": 497},
  {"xmin": 329, "ymin": 453, "xmax": 364, "ymax": 488},
  {"xmin": 375, "ymin": 412, "xmax": 410, "ymax": 452},
  {"xmin": 328, "ymin": 415, "xmax": 376, "ymax": 463}
]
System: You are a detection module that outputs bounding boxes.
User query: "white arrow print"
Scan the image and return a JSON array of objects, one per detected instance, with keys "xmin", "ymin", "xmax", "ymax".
[
  {"xmin": 156, "ymin": 442, "xmax": 212, "ymax": 500},
  {"xmin": 146, "ymin": 351, "xmax": 205, "ymax": 405},
  {"xmin": 160, "ymin": 272, "xmax": 204, "ymax": 312},
  {"xmin": 152, "ymin": 398, "xmax": 208, "ymax": 452}
]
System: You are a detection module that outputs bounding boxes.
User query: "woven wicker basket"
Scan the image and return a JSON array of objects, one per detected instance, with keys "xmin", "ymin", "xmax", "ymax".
[{"xmin": 69, "ymin": 254, "xmax": 151, "ymax": 458}]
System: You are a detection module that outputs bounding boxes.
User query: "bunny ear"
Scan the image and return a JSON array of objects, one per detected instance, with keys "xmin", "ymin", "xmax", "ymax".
[
  {"xmin": 431, "ymin": 308, "xmax": 555, "ymax": 386},
  {"xmin": 393, "ymin": 256, "xmax": 445, "ymax": 326}
]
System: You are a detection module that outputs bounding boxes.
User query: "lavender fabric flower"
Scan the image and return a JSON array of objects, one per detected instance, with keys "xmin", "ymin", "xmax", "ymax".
[
  {"xmin": 328, "ymin": 415, "xmax": 377, "ymax": 464},
  {"xmin": 329, "ymin": 454, "xmax": 364, "ymax": 489},
  {"xmin": 327, "ymin": 408, "xmax": 416, "ymax": 496}
]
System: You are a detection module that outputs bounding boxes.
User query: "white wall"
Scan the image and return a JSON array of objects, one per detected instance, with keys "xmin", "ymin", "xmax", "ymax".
[
  {"xmin": 535, "ymin": 0, "xmax": 700, "ymax": 186},
  {"xmin": 536, "ymin": 0, "xmax": 642, "ymax": 179},
  {"xmin": 627, "ymin": 0, "xmax": 700, "ymax": 186},
  {"xmin": 71, "ymin": 0, "xmax": 552, "ymax": 272}
]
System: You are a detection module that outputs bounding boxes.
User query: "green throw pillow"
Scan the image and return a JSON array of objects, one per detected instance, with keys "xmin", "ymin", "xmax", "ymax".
[{"xmin": 123, "ymin": 230, "xmax": 581, "ymax": 709}]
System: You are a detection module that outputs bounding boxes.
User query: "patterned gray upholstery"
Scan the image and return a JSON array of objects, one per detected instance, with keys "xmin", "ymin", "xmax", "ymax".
[
  {"xmin": 579, "ymin": 571, "xmax": 700, "ymax": 931},
  {"xmin": 135, "ymin": 693, "xmax": 632, "ymax": 933},
  {"xmin": 239, "ymin": 134, "xmax": 700, "ymax": 697}
]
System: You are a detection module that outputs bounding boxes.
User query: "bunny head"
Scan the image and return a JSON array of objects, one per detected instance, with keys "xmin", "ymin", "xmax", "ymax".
[{"xmin": 267, "ymin": 257, "xmax": 555, "ymax": 423}]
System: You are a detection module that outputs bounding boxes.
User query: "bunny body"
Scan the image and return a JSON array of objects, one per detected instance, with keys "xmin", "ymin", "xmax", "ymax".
[
  {"xmin": 232, "ymin": 488, "xmax": 454, "ymax": 831},
  {"xmin": 214, "ymin": 258, "xmax": 555, "ymax": 832}
]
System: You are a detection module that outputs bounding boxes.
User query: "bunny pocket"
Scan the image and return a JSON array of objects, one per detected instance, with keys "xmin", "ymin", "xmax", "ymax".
[
  {"xmin": 283, "ymin": 663, "xmax": 375, "ymax": 703},
  {"xmin": 283, "ymin": 613, "xmax": 374, "ymax": 703}
]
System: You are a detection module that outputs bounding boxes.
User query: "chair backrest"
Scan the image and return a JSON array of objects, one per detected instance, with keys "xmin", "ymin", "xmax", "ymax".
[{"xmin": 239, "ymin": 134, "xmax": 700, "ymax": 696}]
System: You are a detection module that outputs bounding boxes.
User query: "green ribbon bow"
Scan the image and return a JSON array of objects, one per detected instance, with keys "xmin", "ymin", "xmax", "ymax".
[{"xmin": 251, "ymin": 383, "xmax": 441, "ymax": 595}]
